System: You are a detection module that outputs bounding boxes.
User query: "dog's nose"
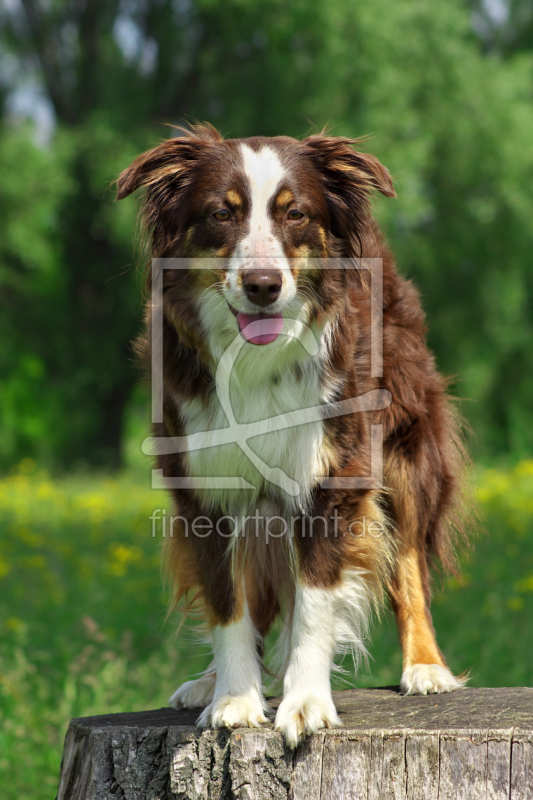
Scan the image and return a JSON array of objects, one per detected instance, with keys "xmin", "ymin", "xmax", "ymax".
[{"xmin": 242, "ymin": 270, "xmax": 282, "ymax": 306}]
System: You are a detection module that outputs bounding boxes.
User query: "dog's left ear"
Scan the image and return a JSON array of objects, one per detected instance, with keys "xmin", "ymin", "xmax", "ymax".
[{"xmin": 303, "ymin": 134, "xmax": 395, "ymax": 254}]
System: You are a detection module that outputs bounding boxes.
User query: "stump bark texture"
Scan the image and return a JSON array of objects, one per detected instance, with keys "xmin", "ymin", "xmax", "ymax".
[{"xmin": 56, "ymin": 687, "xmax": 533, "ymax": 800}]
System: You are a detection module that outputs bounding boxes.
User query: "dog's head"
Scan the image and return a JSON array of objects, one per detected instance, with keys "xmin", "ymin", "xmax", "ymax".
[{"xmin": 117, "ymin": 124, "xmax": 394, "ymax": 360}]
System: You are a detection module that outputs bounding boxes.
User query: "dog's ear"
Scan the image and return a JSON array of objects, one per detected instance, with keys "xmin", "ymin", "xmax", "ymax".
[
  {"xmin": 116, "ymin": 123, "xmax": 222, "ymax": 200},
  {"xmin": 116, "ymin": 124, "xmax": 223, "ymax": 254},
  {"xmin": 116, "ymin": 139, "xmax": 197, "ymax": 202},
  {"xmin": 303, "ymin": 134, "xmax": 395, "ymax": 255}
]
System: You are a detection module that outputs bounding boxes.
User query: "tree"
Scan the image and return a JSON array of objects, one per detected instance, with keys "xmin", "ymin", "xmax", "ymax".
[
  {"xmin": 332, "ymin": 0, "xmax": 533, "ymax": 457},
  {"xmin": 0, "ymin": 0, "xmax": 337, "ymax": 468},
  {"xmin": 0, "ymin": 0, "xmax": 532, "ymax": 468}
]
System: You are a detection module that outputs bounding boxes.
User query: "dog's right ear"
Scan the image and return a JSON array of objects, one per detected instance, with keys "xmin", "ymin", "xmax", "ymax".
[
  {"xmin": 116, "ymin": 123, "xmax": 223, "ymax": 200},
  {"xmin": 115, "ymin": 139, "xmax": 193, "ymax": 201},
  {"xmin": 116, "ymin": 124, "xmax": 223, "ymax": 253}
]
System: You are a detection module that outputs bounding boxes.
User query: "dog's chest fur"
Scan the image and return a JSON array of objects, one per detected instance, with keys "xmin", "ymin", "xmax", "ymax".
[{"xmin": 179, "ymin": 357, "xmax": 332, "ymax": 513}]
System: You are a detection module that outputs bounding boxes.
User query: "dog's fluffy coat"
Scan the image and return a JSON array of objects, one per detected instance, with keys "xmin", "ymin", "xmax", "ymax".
[{"xmin": 117, "ymin": 124, "xmax": 469, "ymax": 746}]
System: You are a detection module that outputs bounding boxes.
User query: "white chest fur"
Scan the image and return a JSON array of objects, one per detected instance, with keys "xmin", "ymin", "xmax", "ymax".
[{"xmin": 180, "ymin": 358, "xmax": 330, "ymax": 514}]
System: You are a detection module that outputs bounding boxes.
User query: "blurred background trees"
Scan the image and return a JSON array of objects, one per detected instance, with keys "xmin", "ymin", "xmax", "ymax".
[
  {"xmin": 1, "ymin": 6, "xmax": 532, "ymax": 795},
  {"xmin": 0, "ymin": 0, "xmax": 532, "ymax": 469}
]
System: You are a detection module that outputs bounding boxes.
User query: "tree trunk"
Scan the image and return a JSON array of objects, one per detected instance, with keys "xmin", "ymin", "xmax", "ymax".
[{"xmin": 56, "ymin": 687, "xmax": 533, "ymax": 799}]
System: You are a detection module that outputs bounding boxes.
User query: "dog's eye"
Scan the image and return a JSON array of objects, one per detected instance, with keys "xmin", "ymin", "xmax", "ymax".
[
  {"xmin": 287, "ymin": 209, "xmax": 305, "ymax": 222},
  {"xmin": 213, "ymin": 209, "xmax": 231, "ymax": 221}
]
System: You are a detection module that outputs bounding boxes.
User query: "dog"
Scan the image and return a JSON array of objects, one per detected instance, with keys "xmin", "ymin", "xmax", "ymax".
[{"xmin": 117, "ymin": 123, "xmax": 469, "ymax": 747}]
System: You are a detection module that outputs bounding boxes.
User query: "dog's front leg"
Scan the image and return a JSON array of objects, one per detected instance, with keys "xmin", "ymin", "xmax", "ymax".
[
  {"xmin": 198, "ymin": 592, "xmax": 268, "ymax": 729},
  {"xmin": 275, "ymin": 582, "xmax": 341, "ymax": 747}
]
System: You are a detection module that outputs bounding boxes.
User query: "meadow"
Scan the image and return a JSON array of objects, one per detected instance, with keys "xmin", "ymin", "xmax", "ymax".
[{"xmin": 0, "ymin": 458, "xmax": 532, "ymax": 799}]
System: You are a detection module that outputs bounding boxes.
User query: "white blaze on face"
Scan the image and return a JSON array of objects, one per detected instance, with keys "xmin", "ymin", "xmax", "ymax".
[
  {"xmin": 226, "ymin": 144, "xmax": 296, "ymax": 309},
  {"xmin": 238, "ymin": 144, "xmax": 286, "ymax": 261}
]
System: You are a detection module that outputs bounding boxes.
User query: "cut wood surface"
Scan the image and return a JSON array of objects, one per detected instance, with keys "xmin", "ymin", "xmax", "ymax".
[{"xmin": 56, "ymin": 687, "xmax": 533, "ymax": 800}]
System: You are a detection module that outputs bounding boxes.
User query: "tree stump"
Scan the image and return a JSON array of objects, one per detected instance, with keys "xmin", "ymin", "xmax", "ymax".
[{"xmin": 56, "ymin": 687, "xmax": 533, "ymax": 799}]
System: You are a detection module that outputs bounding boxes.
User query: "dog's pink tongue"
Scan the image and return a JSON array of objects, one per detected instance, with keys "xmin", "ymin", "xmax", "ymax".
[{"xmin": 237, "ymin": 312, "xmax": 283, "ymax": 345}]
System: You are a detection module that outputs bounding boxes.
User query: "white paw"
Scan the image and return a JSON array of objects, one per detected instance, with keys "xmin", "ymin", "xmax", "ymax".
[
  {"xmin": 274, "ymin": 692, "xmax": 341, "ymax": 748},
  {"xmin": 401, "ymin": 663, "xmax": 466, "ymax": 696},
  {"xmin": 169, "ymin": 672, "xmax": 216, "ymax": 709},
  {"xmin": 197, "ymin": 693, "xmax": 268, "ymax": 729}
]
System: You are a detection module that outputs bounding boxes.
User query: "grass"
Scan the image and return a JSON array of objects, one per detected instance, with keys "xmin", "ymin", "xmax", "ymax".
[{"xmin": 0, "ymin": 458, "xmax": 532, "ymax": 799}]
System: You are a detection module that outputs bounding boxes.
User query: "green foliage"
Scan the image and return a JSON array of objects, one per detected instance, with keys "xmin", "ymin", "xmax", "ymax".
[
  {"xmin": 1, "ymin": 4, "xmax": 532, "ymax": 797},
  {"xmin": 0, "ymin": 118, "xmax": 144, "ymax": 469},
  {"xmin": 0, "ymin": 125, "xmax": 70, "ymax": 466},
  {"xmin": 0, "ymin": 0, "xmax": 532, "ymax": 467},
  {"xmin": 0, "ymin": 0, "xmax": 533, "ymax": 467},
  {"xmin": 347, "ymin": 460, "xmax": 533, "ymax": 690},
  {"xmin": 304, "ymin": 0, "xmax": 533, "ymax": 458},
  {"xmin": 0, "ymin": 462, "xmax": 210, "ymax": 799},
  {"xmin": 0, "ymin": 462, "xmax": 532, "ymax": 798}
]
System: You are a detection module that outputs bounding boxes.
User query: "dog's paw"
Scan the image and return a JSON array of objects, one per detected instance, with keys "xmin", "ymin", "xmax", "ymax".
[
  {"xmin": 400, "ymin": 663, "xmax": 466, "ymax": 696},
  {"xmin": 274, "ymin": 692, "xmax": 341, "ymax": 748},
  {"xmin": 197, "ymin": 693, "xmax": 268, "ymax": 729},
  {"xmin": 169, "ymin": 672, "xmax": 216, "ymax": 709}
]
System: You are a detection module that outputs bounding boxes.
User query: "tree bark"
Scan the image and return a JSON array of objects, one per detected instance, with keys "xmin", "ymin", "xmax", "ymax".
[{"xmin": 56, "ymin": 687, "xmax": 533, "ymax": 799}]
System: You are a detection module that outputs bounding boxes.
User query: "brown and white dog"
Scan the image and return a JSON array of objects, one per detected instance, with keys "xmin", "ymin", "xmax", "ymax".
[{"xmin": 117, "ymin": 123, "xmax": 469, "ymax": 747}]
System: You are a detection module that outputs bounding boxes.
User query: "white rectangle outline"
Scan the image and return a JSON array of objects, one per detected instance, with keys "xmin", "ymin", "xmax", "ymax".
[{"xmin": 148, "ymin": 258, "xmax": 386, "ymax": 491}]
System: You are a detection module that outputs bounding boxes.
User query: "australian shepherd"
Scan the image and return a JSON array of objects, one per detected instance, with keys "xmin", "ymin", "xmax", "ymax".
[{"xmin": 117, "ymin": 123, "xmax": 469, "ymax": 747}]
